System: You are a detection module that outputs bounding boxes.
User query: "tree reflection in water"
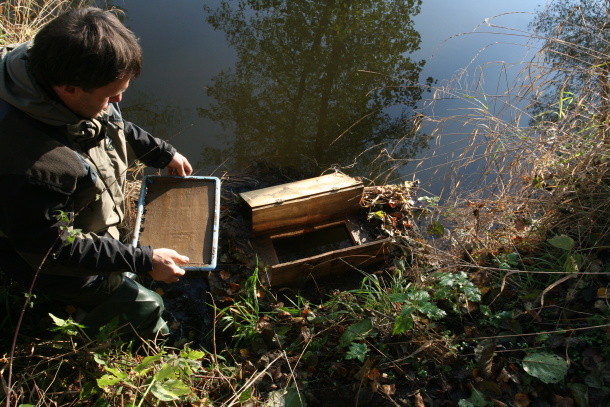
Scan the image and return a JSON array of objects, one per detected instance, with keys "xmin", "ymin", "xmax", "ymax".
[{"xmin": 199, "ymin": 0, "xmax": 432, "ymax": 180}]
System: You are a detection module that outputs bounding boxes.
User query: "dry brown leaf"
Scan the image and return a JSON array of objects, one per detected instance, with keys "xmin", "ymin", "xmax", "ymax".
[
  {"xmin": 514, "ymin": 393, "xmax": 531, "ymax": 407},
  {"xmin": 299, "ymin": 326, "xmax": 311, "ymax": 342},
  {"xmin": 414, "ymin": 390, "xmax": 424, "ymax": 407},
  {"xmin": 367, "ymin": 368, "xmax": 381, "ymax": 382},
  {"xmin": 381, "ymin": 384, "xmax": 396, "ymax": 396},
  {"xmin": 354, "ymin": 358, "xmax": 378, "ymax": 381},
  {"xmin": 219, "ymin": 269, "xmax": 231, "ymax": 280},
  {"xmin": 475, "ymin": 339, "xmax": 496, "ymax": 379}
]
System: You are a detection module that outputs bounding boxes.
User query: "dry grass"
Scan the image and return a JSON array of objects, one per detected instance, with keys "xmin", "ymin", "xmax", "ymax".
[
  {"xmin": 367, "ymin": 5, "xmax": 610, "ymax": 263},
  {"xmin": 0, "ymin": 0, "xmax": 93, "ymax": 45},
  {"xmin": 120, "ymin": 162, "xmax": 145, "ymax": 243}
]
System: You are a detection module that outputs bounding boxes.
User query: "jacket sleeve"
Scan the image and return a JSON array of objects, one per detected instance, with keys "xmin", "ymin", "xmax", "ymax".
[
  {"xmin": 51, "ymin": 235, "xmax": 154, "ymax": 276},
  {"xmin": 123, "ymin": 120, "xmax": 176, "ymax": 169},
  {"xmin": 0, "ymin": 176, "xmax": 154, "ymax": 277}
]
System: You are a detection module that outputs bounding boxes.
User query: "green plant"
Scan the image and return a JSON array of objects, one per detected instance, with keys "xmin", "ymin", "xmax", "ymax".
[
  {"xmin": 345, "ymin": 342, "xmax": 369, "ymax": 362},
  {"xmin": 55, "ymin": 210, "xmax": 82, "ymax": 245},
  {"xmin": 432, "ymin": 271, "xmax": 482, "ymax": 313},
  {"xmin": 95, "ymin": 347, "xmax": 205, "ymax": 404},
  {"xmin": 48, "ymin": 313, "xmax": 85, "ymax": 336},
  {"xmin": 389, "ymin": 287, "xmax": 446, "ymax": 335},
  {"xmin": 218, "ymin": 267, "xmax": 270, "ymax": 347},
  {"xmin": 522, "ymin": 352, "xmax": 568, "ymax": 384}
]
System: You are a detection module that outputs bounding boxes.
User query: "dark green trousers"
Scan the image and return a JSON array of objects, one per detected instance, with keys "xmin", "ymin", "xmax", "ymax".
[{"xmin": 49, "ymin": 273, "xmax": 169, "ymax": 339}]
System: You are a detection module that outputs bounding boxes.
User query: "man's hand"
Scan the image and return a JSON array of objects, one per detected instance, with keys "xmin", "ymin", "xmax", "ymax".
[
  {"xmin": 166, "ymin": 152, "xmax": 193, "ymax": 177},
  {"xmin": 150, "ymin": 248, "xmax": 189, "ymax": 283}
]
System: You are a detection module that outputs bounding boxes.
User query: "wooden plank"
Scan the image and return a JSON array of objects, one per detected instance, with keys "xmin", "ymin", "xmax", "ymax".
[
  {"xmin": 267, "ymin": 239, "xmax": 390, "ymax": 287},
  {"xmin": 241, "ymin": 173, "xmax": 362, "ymax": 208},
  {"xmin": 252, "ymin": 236, "xmax": 279, "ymax": 266},
  {"xmin": 138, "ymin": 177, "xmax": 217, "ymax": 268},
  {"xmin": 251, "ymin": 186, "xmax": 363, "ymax": 234}
]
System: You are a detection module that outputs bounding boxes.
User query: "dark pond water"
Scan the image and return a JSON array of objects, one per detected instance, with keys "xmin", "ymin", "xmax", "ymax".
[{"xmin": 106, "ymin": 0, "xmax": 541, "ymax": 195}]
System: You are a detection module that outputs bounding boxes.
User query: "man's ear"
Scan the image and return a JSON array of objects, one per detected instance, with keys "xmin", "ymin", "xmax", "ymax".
[
  {"xmin": 53, "ymin": 84, "xmax": 78, "ymax": 98},
  {"xmin": 52, "ymin": 85, "xmax": 83, "ymax": 110}
]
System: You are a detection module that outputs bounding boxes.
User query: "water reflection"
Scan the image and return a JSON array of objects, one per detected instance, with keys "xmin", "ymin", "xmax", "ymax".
[{"xmin": 199, "ymin": 0, "xmax": 431, "ymax": 178}]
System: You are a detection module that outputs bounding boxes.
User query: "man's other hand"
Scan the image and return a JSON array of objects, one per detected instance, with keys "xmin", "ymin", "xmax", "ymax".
[
  {"xmin": 166, "ymin": 152, "xmax": 193, "ymax": 177},
  {"xmin": 150, "ymin": 248, "xmax": 189, "ymax": 283}
]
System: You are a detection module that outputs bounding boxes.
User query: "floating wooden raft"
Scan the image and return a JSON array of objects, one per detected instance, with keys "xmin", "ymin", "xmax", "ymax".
[
  {"xmin": 133, "ymin": 176, "xmax": 220, "ymax": 271},
  {"xmin": 240, "ymin": 173, "xmax": 390, "ymax": 287}
]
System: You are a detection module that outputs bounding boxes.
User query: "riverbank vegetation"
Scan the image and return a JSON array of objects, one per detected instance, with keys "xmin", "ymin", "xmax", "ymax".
[{"xmin": 2, "ymin": 0, "xmax": 610, "ymax": 406}]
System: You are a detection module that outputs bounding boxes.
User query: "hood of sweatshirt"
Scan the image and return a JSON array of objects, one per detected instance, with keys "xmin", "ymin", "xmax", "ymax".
[{"xmin": 0, "ymin": 41, "xmax": 82, "ymax": 127}]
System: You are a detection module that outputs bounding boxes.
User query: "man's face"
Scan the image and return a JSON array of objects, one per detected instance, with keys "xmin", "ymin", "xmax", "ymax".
[{"xmin": 54, "ymin": 76, "xmax": 131, "ymax": 119}]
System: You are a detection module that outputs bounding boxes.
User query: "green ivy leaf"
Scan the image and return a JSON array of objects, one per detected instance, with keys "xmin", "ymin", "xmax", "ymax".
[
  {"xmin": 345, "ymin": 342, "xmax": 369, "ymax": 362},
  {"xmin": 339, "ymin": 319, "xmax": 373, "ymax": 347},
  {"xmin": 150, "ymin": 380, "xmax": 191, "ymax": 401},
  {"xmin": 180, "ymin": 349, "xmax": 205, "ymax": 360},
  {"xmin": 523, "ymin": 352, "xmax": 568, "ymax": 383},
  {"xmin": 96, "ymin": 374, "xmax": 123, "ymax": 388},
  {"xmin": 568, "ymin": 382, "xmax": 589, "ymax": 407},
  {"xmin": 134, "ymin": 352, "xmax": 164, "ymax": 373},
  {"xmin": 469, "ymin": 387, "xmax": 487, "ymax": 407},
  {"xmin": 239, "ymin": 387, "xmax": 253, "ymax": 402},
  {"xmin": 418, "ymin": 301, "xmax": 446, "ymax": 320},
  {"xmin": 285, "ymin": 383, "xmax": 306, "ymax": 407},
  {"xmin": 155, "ymin": 363, "xmax": 178, "ymax": 381},
  {"xmin": 48, "ymin": 313, "xmax": 85, "ymax": 336},
  {"xmin": 392, "ymin": 314, "xmax": 413, "ymax": 335},
  {"xmin": 103, "ymin": 366, "xmax": 127, "ymax": 379},
  {"xmin": 547, "ymin": 235, "xmax": 575, "ymax": 251},
  {"xmin": 564, "ymin": 255, "xmax": 579, "ymax": 273}
]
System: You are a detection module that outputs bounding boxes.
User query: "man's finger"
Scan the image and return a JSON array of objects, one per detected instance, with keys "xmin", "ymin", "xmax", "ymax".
[{"xmin": 173, "ymin": 254, "xmax": 189, "ymax": 264}]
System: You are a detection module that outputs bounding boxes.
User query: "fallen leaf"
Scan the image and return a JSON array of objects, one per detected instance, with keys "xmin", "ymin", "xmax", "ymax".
[
  {"xmin": 414, "ymin": 390, "xmax": 424, "ymax": 407},
  {"xmin": 514, "ymin": 392, "xmax": 530, "ymax": 407},
  {"xmin": 381, "ymin": 384, "xmax": 396, "ymax": 396},
  {"xmin": 367, "ymin": 368, "xmax": 381, "ymax": 382},
  {"xmin": 219, "ymin": 270, "xmax": 231, "ymax": 280}
]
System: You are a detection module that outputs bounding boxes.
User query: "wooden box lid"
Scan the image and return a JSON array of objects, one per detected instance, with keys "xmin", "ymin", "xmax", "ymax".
[{"xmin": 240, "ymin": 173, "xmax": 363, "ymax": 234}]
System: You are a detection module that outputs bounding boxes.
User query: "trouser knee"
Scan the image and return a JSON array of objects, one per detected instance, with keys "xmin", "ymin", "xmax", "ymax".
[{"xmin": 82, "ymin": 275, "xmax": 168, "ymax": 339}]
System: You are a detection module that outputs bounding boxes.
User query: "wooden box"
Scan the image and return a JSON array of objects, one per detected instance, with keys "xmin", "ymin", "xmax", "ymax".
[
  {"xmin": 132, "ymin": 176, "xmax": 220, "ymax": 271},
  {"xmin": 240, "ymin": 173, "xmax": 389, "ymax": 287}
]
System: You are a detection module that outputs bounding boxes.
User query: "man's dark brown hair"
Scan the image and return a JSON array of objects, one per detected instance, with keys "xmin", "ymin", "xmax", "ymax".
[{"xmin": 29, "ymin": 7, "xmax": 142, "ymax": 91}]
